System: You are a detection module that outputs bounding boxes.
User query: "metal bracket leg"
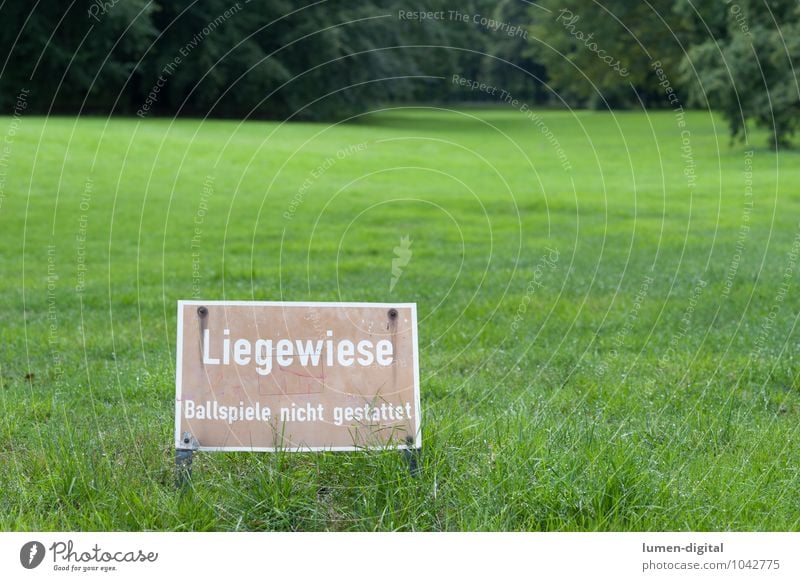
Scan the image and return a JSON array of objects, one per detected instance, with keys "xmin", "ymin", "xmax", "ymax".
[
  {"xmin": 175, "ymin": 431, "xmax": 199, "ymax": 489},
  {"xmin": 403, "ymin": 435, "xmax": 420, "ymax": 477}
]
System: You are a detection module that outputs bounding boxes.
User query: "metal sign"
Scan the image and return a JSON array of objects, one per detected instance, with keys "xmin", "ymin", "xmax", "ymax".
[{"xmin": 175, "ymin": 301, "xmax": 421, "ymax": 452}]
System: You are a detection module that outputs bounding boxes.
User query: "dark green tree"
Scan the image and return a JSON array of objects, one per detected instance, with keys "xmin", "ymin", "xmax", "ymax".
[
  {"xmin": 529, "ymin": 0, "xmax": 692, "ymax": 109},
  {"xmin": 480, "ymin": 0, "xmax": 548, "ymax": 104},
  {"xmin": 681, "ymin": 0, "xmax": 800, "ymax": 148},
  {"xmin": 0, "ymin": 0, "xmax": 157, "ymax": 114}
]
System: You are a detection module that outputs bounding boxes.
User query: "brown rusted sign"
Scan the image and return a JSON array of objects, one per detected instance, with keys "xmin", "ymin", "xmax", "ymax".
[{"xmin": 175, "ymin": 301, "xmax": 420, "ymax": 451}]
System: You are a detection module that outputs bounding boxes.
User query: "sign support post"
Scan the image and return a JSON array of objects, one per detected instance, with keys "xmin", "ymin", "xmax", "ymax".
[
  {"xmin": 403, "ymin": 436, "xmax": 420, "ymax": 477},
  {"xmin": 175, "ymin": 431, "xmax": 199, "ymax": 489}
]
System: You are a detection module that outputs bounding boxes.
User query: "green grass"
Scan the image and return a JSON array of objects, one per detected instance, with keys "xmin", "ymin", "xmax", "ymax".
[{"xmin": 1, "ymin": 107, "xmax": 799, "ymax": 531}]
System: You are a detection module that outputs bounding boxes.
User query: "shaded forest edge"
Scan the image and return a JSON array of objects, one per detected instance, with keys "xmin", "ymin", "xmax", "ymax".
[{"xmin": 1, "ymin": 0, "xmax": 798, "ymax": 147}]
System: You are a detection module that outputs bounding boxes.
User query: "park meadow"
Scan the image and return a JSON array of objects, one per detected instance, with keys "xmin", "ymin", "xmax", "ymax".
[{"xmin": 1, "ymin": 107, "xmax": 799, "ymax": 530}]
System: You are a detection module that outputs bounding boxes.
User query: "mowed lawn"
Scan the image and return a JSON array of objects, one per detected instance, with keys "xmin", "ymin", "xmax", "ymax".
[{"xmin": 1, "ymin": 107, "xmax": 799, "ymax": 531}]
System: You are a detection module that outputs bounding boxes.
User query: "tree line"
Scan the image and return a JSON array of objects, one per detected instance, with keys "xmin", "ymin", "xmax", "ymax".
[{"xmin": 1, "ymin": 0, "xmax": 798, "ymax": 146}]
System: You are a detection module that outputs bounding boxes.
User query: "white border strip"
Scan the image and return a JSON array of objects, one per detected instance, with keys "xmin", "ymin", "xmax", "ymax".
[
  {"xmin": 178, "ymin": 299, "xmax": 418, "ymax": 308},
  {"xmin": 5, "ymin": 532, "xmax": 796, "ymax": 580},
  {"xmin": 173, "ymin": 301, "xmax": 185, "ymax": 449}
]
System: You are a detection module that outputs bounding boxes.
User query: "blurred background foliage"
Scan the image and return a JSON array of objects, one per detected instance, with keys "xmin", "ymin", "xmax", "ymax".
[{"xmin": 1, "ymin": 0, "xmax": 798, "ymax": 146}]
